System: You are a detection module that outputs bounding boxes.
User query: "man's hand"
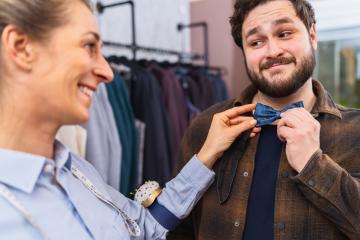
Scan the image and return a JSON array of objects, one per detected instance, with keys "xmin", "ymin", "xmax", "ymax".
[
  {"xmin": 197, "ymin": 104, "xmax": 260, "ymax": 169},
  {"xmin": 277, "ymin": 108, "xmax": 320, "ymax": 173}
]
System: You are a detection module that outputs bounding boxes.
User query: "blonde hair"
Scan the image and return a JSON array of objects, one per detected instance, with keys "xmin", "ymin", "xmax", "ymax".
[
  {"xmin": 0, "ymin": 0, "xmax": 93, "ymax": 85},
  {"xmin": 0, "ymin": 0, "xmax": 93, "ymax": 41}
]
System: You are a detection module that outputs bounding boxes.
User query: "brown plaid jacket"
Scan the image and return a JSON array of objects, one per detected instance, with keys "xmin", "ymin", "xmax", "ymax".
[{"xmin": 168, "ymin": 80, "xmax": 360, "ymax": 240}]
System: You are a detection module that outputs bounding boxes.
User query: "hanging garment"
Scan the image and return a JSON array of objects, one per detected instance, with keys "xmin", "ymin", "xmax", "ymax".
[
  {"xmin": 174, "ymin": 67, "xmax": 211, "ymax": 111},
  {"xmin": 147, "ymin": 63, "xmax": 189, "ymax": 169},
  {"xmin": 56, "ymin": 125, "xmax": 87, "ymax": 159},
  {"xmin": 106, "ymin": 72, "xmax": 138, "ymax": 196},
  {"xmin": 83, "ymin": 83, "xmax": 122, "ymax": 190},
  {"xmin": 128, "ymin": 62, "xmax": 173, "ymax": 187},
  {"xmin": 189, "ymin": 69, "xmax": 215, "ymax": 110},
  {"xmin": 135, "ymin": 119, "xmax": 146, "ymax": 186},
  {"xmin": 208, "ymin": 73, "xmax": 229, "ymax": 102},
  {"xmin": 175, "ymin": 67, "xmax": 201, "ymax": 121}
]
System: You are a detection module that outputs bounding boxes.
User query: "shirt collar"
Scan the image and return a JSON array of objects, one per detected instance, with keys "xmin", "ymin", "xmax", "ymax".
[
  {"xmin": 0, "ymin": 140, "xmax": 72, "ymax": 194},
  {"xmin": 233, "ymin": 80, "xmax": 342, "ymax": 119},
  {"xmin": 53, "ymin": 140, "xmax": 72, "ymax": 171},
  {"xmin": 0, "ymin": 148, "xmax": 46, "ymax": 194}
]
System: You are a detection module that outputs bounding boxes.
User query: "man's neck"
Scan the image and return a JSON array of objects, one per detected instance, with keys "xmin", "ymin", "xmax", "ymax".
[{"xmin": 252, "ymin": 79, "xmax": 317, "ymax": 112}]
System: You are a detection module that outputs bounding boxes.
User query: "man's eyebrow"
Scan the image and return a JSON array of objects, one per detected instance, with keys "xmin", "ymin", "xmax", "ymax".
[
  {"xmin": 272, "ymin": 17, "xmax": 295, "ymax": 26},
  {"xmin": 245, "ymin": 17, "xmax": 295, "ymax": 40},
  {"xmin": 245, "ymin": 27, "xmax": 260, "ymax": 39}
]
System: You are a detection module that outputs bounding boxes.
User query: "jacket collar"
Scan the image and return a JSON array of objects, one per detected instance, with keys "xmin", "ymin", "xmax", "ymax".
[
  {"xmin": 216, "ymin": 79, "xmax": 341, "ymax": 204},
  {"xmin": 232, "ymin": 80, "xmax": 342, "ymax": 119}
]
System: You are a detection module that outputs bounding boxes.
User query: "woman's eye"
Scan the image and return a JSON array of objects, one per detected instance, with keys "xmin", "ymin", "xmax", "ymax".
[{"xmin": 85, "ymin": 42, "xmax": 97, "ymax": 53}]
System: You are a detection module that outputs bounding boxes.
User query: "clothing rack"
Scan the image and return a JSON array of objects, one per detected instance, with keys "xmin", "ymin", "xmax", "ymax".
[
  {"xmin": 96, "ymin": 1, "xmax": 205, "ymax": 62},
  {"xmin": 177, "ymin": 22, "xmax": 229, "ymax": 76},
  {"xmin": 96, "ymin": 1, "xmax": 227, "ymax": 76},
  {"xmin": 102, "ymin": 41, "xmax": 204, "ymax": 62},
  {"xmin": 96, "ymin": 1, "xmax": 137, "ymax": 59},
  {"xmin": 177, "ymin": 22, "xmax": 209, "ymax": 67},
  {"xmin": 207, "ymin": 66, "xmax": 228, "ymax": 76}
]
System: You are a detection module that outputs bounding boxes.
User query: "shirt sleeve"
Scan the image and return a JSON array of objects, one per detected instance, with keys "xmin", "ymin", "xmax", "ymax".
[
  {"xmin": 105, "ymin": 155, "xmax": 215, "ymax": 239},
  {"xmin": 157, "ymin": 155, "xmax": 215, "ymax": 218}
]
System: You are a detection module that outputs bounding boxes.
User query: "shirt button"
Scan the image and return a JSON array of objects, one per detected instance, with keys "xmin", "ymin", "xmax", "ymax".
[
  {"xmin": 308, "ymin": 179, "xmax": 315, "ymax": 187},
  {"xmin": 234, "ymin": 221, "xmax": 240, "ymax": 227},
  {"xmin": 278, "ymin": 222, "xmax": 285, "ymax": 230},
  {"xmin": 243, "ymin": 171, "xmax": 249, "ymax": 177},
  {"xmin": 44, "ymin": 164, "xmax": 55, "ymax": 175},
  {"xmin": 282, "ymin": 171, "xmax": 289, "ymax": 178}
]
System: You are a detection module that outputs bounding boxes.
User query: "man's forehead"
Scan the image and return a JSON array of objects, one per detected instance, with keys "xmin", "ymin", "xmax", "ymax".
[{"xmin": 242, "ymin": 1, "xmax": 297, "ymax": 34}]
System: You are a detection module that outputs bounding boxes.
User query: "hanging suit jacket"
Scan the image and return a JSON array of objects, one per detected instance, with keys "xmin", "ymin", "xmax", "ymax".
[
  {"xmin": 129, "ymin": 63, "xmax": 173, "ymax": 187},
  {"xmin": 168, "ymin": 80, "xmax": 360, "ymax": 240},
  {"xmin": 106, "ymin": 73, "xmax": 138, "ymax": 196}
]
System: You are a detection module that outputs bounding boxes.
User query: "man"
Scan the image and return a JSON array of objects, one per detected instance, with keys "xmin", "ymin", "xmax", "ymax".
[{"xmin": 168, "ymin": 0, "xmax": 360, "ymax": 239}]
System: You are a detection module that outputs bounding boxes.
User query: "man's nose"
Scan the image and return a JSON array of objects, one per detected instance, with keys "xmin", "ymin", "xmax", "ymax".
[{"xmin": 265, "ymin": 39, "xmax": 284, "ymax": 59}]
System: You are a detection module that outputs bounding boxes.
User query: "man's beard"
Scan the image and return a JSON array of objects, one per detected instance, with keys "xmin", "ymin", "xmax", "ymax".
[{"xmin": 246, "ymin": 48, "xmax": 316, "ymax": 98}]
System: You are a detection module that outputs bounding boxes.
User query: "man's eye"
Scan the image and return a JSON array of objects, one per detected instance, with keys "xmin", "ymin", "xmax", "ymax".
[
  {"xmin": 279, "ymin": 31, "xmax": 292, "ymax": 38},
  {"xmin": 250, "ymin": 40, "xmax": 263, "ymax": 47}
]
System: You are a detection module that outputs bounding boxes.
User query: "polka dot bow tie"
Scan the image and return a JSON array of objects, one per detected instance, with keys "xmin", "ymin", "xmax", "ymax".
[{"xmin": 253, "ymin": 101, "xmax": 304, "ymax": 127}]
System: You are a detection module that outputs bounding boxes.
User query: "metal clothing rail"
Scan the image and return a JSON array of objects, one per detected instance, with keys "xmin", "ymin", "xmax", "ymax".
[
  {"xmin": 177, "ymin": 22, "xmax": 209, "ymax": 67},
  {"xmin": 96, "ymin": 1, "xmax": 205, "ymax": 62},
  {"xmin": 177, "ymin": 22, "xmax": 229, "ymax": 76},
  {"xmin": 96, "ymin": 1, "xmax": 226, "ymax": 75},
  {"xmin": 96, "ymin": 1, "xmax": 137, "ymax": 59},
  {"xmin": 102, "ymin": 41, "xmax": 205, "ymax": 62}
]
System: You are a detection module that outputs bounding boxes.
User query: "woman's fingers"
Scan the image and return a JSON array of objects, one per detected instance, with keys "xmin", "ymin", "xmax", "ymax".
[
  {"xmin": 197, "ymin": 105, "xmax": 257, "ymax": 168},
  {"xmin": 228, "ymin": 116, "xmax": 254, "ymax": 125},
  {"xmin": 250, "ymin": 127, "xmax": 262, "ymax": 138},
  {"xmin": 223, "ymin": 105, "xmax": 261, "ymax": 137},
  {"xmin": 219, "ymin": 104, "xmax": 256, "ymax": 121},
  {"xmin": 252, "ymin": 127, "xmax": 262, "ymax": 133},
  {"xmin": 231, "ymin": 118, "xmax": 257, "ymax": 137}
]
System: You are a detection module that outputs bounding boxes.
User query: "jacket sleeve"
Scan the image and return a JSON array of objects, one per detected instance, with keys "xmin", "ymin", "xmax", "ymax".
[{"xmin": 292, "ymin": 149, "xmax": 360, "ymax": 239}]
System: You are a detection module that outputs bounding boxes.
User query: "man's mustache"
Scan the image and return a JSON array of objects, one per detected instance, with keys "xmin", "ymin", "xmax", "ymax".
[{"xmin": 260, "ymin": 56, "xmax": 296, "ymax": 71}]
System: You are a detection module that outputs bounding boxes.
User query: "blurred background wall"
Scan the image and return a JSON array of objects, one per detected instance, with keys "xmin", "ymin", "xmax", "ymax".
[
  {"xmin": 190, "ymin": 0, "xmax": 249, "ymax": 98},
  {"xmin": 97, "ymin": 0, "xmax": 191, "ymax": 62}
]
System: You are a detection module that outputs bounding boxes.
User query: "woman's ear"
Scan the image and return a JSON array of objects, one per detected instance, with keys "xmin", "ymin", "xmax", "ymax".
[{"xmin": 1, "ymin": 24, "xmax": 36, "ymax": 72}]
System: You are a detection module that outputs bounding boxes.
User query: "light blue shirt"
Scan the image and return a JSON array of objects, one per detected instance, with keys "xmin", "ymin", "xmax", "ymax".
[{"xmin": 0, "ymin": 141, "xmax": 215, "ymax": 240}]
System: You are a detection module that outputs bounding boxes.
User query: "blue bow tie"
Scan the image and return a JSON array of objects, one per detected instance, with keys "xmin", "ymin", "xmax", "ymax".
[{"xmin": 254, "ymin": 101, "xmax": 304, "ymax": 127}]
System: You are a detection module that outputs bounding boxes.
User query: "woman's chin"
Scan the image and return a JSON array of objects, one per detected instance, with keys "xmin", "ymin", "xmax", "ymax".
[{"xmin": 61, "ymin": 110, "xmax": 90, "ymax": 126}]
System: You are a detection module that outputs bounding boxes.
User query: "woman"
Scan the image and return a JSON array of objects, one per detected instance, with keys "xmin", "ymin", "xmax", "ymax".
[{"xmin": 0, "ymin": 0, "xmax": 258, "ymax": 239}]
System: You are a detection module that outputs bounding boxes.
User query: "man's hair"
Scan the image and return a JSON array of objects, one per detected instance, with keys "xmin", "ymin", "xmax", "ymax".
[{"xmin": 230, "ymin": 0, "xmax": 316, "ymax": 49}]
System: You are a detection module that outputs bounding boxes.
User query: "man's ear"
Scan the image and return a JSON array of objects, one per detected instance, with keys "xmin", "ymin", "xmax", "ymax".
[
  {"xmin": 309, "ymin": 23, "xmax": 318, "ymax": 50},
  {"xmin": 1, "ymin": 24, "xmax": 36, "ymax": 72}
]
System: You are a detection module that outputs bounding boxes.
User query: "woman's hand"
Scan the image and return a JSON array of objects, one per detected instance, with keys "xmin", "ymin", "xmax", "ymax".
[{"xmin": 197, "ymin": 104, "xmax": 260, "ymax": 168}]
